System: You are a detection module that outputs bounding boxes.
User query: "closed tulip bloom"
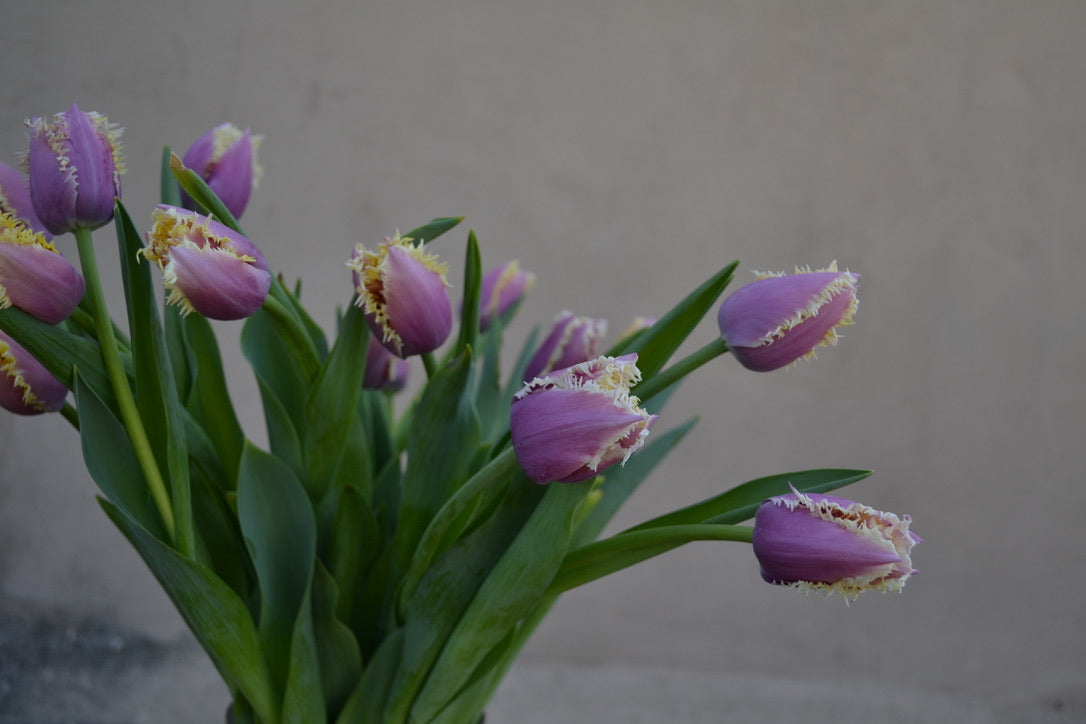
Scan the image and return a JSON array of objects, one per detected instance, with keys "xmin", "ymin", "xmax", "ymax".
[
  {"xmin": 0, "ymin": 330, "xmax": 67, "ymax": 414},
  {"xmin": 0, "ymin": 213, "xmax": 85, "ymax": 324},
  {"xmin": 478, "ymin": 260, "xmax": 534, "ymax": 332},
  {"xmin": 347, "ymin": 232, "xmax": 453, "ymax": 358},
  {"xmin": 363, "ymin": 335, "xmax": 410, "ymax": 391},
  {"xmin": 717, "ymin": 262, "xmax": 859, "ymax": 372},
  {"xmin": 180, "ymin": 122, "xmax": 263, "ymax": 219},
  {"xmin": 0, "ymin": 161, "xmax": 52, "ymax": 239},
  {"xmin": 511, "ymin": 354, "xmax": 656, "ymax": 484},
  {"xmin": 141, "ymin": 205, "xmax": 271, "ymax": 321},
  {"xmin": 752, "ymin": 486, "xmax": 920, "ymax": 600},
  {"xmin": 522, "ymin": 310, "xmax": 607, "ymax": 381},
  {"xmin": 26, "ymin": 103, "xmax": 124, "ymax": 235}
]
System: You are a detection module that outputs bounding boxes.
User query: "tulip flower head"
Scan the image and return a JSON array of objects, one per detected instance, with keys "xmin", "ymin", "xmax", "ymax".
[
  {"xmin": 180, "ymin": 122, "xmax": 263, "ymax": 219},
  {"xmin": 752, "ymin": 486, "xmax": 919, "ymax": 601},
  {"xmin": 347, "ymin": 232, "xmax": 453, "ymax": 358},
  {"xmin": 522, "ymin": 310, "xmax": 607, "ymax": 381},
  {"xmin": 478, "ymin": 260, "xmax": 535, "ymax": 332},
  {"xmin": 717, "ymin": 262, "xmax": 859, "ymax": 372},
  {"xmin": 141, "ymin": 205, "xmax": 271, "ymax": 321},
  {"xmin": 0, "ymin": 213, "xmax": 85, "ymax": 324},
  {"xmin": 511, "ymin": 354, "xmax": 656, "ymax": 484},
  {"xmin": 0, "ymin": 161, "xmax": 51, "ymax": 239},
  {"xmin": 25, "ymin": 103, "xmax": 124, "ymax": 235},
  {"xmin": 0, "ymin": 330, "xmax": 67, "ymax": 415}
]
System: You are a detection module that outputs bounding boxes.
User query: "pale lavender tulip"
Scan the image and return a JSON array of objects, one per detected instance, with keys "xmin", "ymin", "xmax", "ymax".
[
  {"xmin": 0, "ymin": 213, "xmax": 84, "ymax": 323},
  {"xmin": 752, "ymin": 486, "xmax": 920, "ymax": 600},
  {"xmin": 347, "ymin": 232, "xmax": 453, "ymax": 358},
  {"xmin": 26, "ymin": 103, "xmax": 124, "ymax": 235},
  {"xmin": 142, "ymin": 205, "xmax": 271, "ymax": 321},
  {"xmin": 522, "ymin": 310, "xmax": 607, "ymax": 381},
  {"xmin": 717, "ymin": 262, "xmax": 859, "ymax": 372},
  {"xmin": 0, "ymin": 161, "xmax": 52, "ymax": 239},
  {"xmin": 180, "ymin": 122, "xmax": 263, "ymax": 219},
  {"xmin": 511, "ymin": 354, "xmax": 656, "ymax": 484},
  {"xmin": 477, "ymin": 260, "xmax": 534, "ymax": 332},
  {"xmin": 0, "ymin": 330, "xmax": 66, "ymax": 415},
  {"xmin": 363, "ymin": 335, "xmax": 409, "ymax": 391}
]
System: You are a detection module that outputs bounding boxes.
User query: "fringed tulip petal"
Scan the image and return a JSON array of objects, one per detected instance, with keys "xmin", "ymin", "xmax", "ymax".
[
  {"xmin": 0, "ymin": 162, "xmax": 51, "ymax": 239},
  {"xmin": 522, "ymin": 310, "xmax": 607, "ymax": 381},
  {"xmin": 0, "ymin": 213, "xmax": 84, "ymax": 323},
  {"xmin": 180, "ymin": 123, "xmax": 263, "ymax": 218},
  {"xmin": 478, "ymin": 260, "xmax": 534, "ymax": 332},
  {"xmin": 752, "ymin": 487, "xmax": 919, "ymax": 601},
  {"xmin": 0, "ymin": 330, "xmax": 66, "ymax": 414}
]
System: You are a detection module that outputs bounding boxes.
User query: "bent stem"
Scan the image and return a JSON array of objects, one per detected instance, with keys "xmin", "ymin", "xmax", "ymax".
[
  {"xmin": 74, "ymin": 226, "xmax": 176, "ymax": 543},
  {"xmin": 635, "ymin": 337, "xmax": 729, "ymax": 404}
]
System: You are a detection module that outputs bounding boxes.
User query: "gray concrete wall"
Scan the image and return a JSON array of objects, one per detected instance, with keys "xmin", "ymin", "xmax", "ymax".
[{"xmin": 1, "ymin": 1, "xmax": 1084, "ymax": 720}]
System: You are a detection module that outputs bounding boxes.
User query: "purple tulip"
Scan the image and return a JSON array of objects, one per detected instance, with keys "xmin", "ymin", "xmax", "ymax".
[
  {"xmin": 0, "ymin": 161, "xmax": 52, "ymax": 239},
  {"xmin": 142, "ymin": 205, "xmax": 271, "ymax": 321},
  {"xmin": 752, "ymin": 486, "xmax": 920, "ymax": 600},
  {"xmin": 511, "ymin": 354, "xmax": 657, "ymax": 484},
  {"xmin": 363, "ymin": 335, "xmax": 410, "ymax": 391},
  {"xmin": 717, "ymin": 263, "xmax": 859, "ymax": 372},
  {"xmin": 180, "ymin": 122, "xmax": 263, "ymax": 219},
  {"xmin": 0, "ymin": 330, "xmax": 67, "ymax": 415},
  {"xmin": 522, "ymin": 310, "xmax": 607, "ymax": 382},
  {"xmin": 25, "ymin": 103, "xmax": 124, "ymax": 235},
  {"xmin": 0, "ymin": 213, "xmax": 85, "ymax": 323},
  {"xmin": 477, "ymin": 260, "xmax": 534, "ymax": 332},
  {"xmin": 347, "ymin": 232, "xmax": 453, "ymax": 358}
]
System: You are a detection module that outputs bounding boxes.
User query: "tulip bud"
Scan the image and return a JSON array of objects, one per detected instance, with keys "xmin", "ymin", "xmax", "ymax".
[
  {"xmin": 363, "ymin": 335, "xmax": 410, "ymax": 391},
  {"xmin": 752, "ymin": 486, "xmax": 920, "ymax": 600},
  {"xmin": 477, "ymin": 260, "xmax": 534, "ymax": 332},
  {"xmin": 717, "ymin": 262, "xmax": 859, "ymax": 372},
  {"xmin": 0, "ymin": 213, "xmax": 85, "ymax": 324},
  {"xmin": 0, "ymin": 330, "xmax": 67, "ymax": 414},
  {"xmin": 180, "ymin": 122, "xmax": 263, "ymax": 219},
  {"xmin": 511, "ymin": 354, "xmax": 656, "ymax": 484},
  {"xmin": 346, "ymin": 232, "xmax": 453, "ymax": 358},
  {"xmin": 141, "ymin": 205, "xmax": 272, "ymax": 321},
  {"xmin": 0, "ymin": 161, "xmax": 52, "ymax": 239},
  {"xmin": 25, "ymin": 103, "xmax": 124, "ymax": 235},
  {"xmin": 521, "ymin": 310, "xmax": 607, "ymax": 381}
]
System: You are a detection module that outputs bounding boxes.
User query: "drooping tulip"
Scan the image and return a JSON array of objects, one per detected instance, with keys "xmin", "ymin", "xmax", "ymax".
[
  {"xmin": 0, "ymin": 212, "xmax": 85, "ymax": 323},
  {"xmin": 510, "ymin": 354, "xmax": 656, "ymax": 484},
  {"xmin": 346, "ymin": 232, "xmax": 453, "ymax": 358},
  {"xmin": 752, "ymin": 486, "xmax": 920, "ymax": 600},
  {"xmin": 0, "ymin": 161, "xmax": 52, "ymax": 239},
  {"xmin": 25, "ymin": 103, "xmax": 124, "ymax": 235},
  {"xmin": 0, "ymin": 330, "xmax": 67, "ymax": 415},
  {"xmin": 717, "ymin": 262, "xmax": 859, "ymax": 372},
  {"xmin": 141, "ymin": 205, "xmax": 271, "ymax": 321},
  {"xmin": 180, "ymin": 122, "xmax": 263, "ymax": 219},
  {"xmin": 477, "ymin": 260, "xmax": 534, "ymax": 332},
  {"xmin": 521, "ymin": 310, "xmax": 607, "ymax": 381}
]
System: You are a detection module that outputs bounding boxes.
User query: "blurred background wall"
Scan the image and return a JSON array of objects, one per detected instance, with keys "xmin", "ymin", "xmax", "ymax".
[{"xmin": 1, "ymin": 1, "xmax": 1084, "ymax": 720}]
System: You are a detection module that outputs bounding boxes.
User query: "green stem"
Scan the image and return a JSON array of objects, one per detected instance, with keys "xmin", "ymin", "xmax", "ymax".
[
  {"xmin": 421, "ymin": 351, "xmax": 438, "ymax": 378},
  {"xmin": 74, "ymin": 227, "xmax": 176, "ymax": 542},
  {"xmin": 60, "ymin": 401, "xmax": 79, "ymax": 429},
  {"xmin": 634, "ymin": 337, "xmax": 729, "ymax": 403}
]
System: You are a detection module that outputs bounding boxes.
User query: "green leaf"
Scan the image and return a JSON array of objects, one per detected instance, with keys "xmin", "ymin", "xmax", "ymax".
[
  {"xmin": 237, "ymin": 442, "xmax": 317, "ymax": 691},
  {"xmin": 242, "ymin": 305, "xmax": 313, "ymax": 439},
  {"xmin": 99, "ymin": 498, "xmax": 277, "ymax": 724},
  {"xmin": 325, "ymin": 485, "xmax": 381, "ymax": 638},
  {"xmin": 610, "ymin": 259, "xmax": 739, "ymax": 379},
  {"xmin": 627, "ymin": 468, "xmax": 873, "ymax": 531},
  {"xmin": 303, "ymin": 302, "xmax": 370, "ymax": 498},
  {"xmin": 180, "ymin": 313, "xmax": 245, "ymax": 486},
  {"xmin": 170, "ymin": 152, "xmax": 243, "ymax": 234},
  {"xmin": 74, "ymin": 373, "xmax": 167, "ymax": 541},
  {"xmin": 281, "ymin": 586, "xmax": 326, "ymax": 723},
  {"xmin": 455, "ymin": 230, "xmax": 482, "ymax": 356},
  {"xmin": 411, "ymin": 482, "xmax": 592, "ymax": 721},
  {"xmin": 160, "ymin": 146, "xmax": 182, "ymax": 206},
  {"xmin": 311, "ymin": 564, "xmax": 363, "ymax": 719},
  {"xmin": 115, "ymin": 199, "xmax": 193, "ymax": 556},
  {"xmin": 404, "ymin": 216, "xmax": 464, "ymax": 245},
  {"xmin": 336, "ymin": 628, "xmax": 405, "ymax": 724}
]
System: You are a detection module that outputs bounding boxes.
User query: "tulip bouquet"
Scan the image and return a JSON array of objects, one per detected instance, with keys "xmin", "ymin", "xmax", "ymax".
[{"xmin": 0, "ymin": 104, "xmax": 919, "ymax": 724}]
